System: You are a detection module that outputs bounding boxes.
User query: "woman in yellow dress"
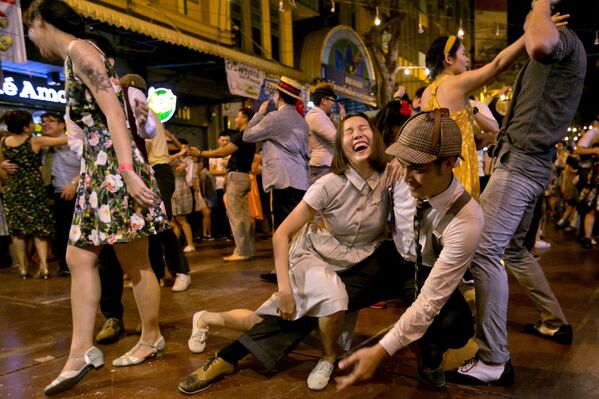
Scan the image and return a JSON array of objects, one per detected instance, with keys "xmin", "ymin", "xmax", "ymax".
[{"xmin": 421, "ymin": 34, "xmax": 526, "ymax": 200}]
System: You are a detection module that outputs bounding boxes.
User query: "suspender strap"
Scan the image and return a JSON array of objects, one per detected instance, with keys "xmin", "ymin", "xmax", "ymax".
[{"xmin": 431, "ymin": 191, "xmax": 471, "ymax": 258}]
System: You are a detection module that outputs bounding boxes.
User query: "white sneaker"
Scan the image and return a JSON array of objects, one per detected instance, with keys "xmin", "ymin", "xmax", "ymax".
[
  {"xmin": 188, "ymin": 310, "xmax": 209, "ymax": 353},
  {"xmin": 535, "ymin": 240, "xmax": 551, "ymax": 249},
  {"xmin": 307, "ymin": 359, "xmax": 334, "ymax": 391},
  {"xmin": 172, "ymin": 273, "xmax": 191, "ymax": 292},
  {"xmin": 183, "ymin": 245, "xmax": 196, "ymax": 253}
]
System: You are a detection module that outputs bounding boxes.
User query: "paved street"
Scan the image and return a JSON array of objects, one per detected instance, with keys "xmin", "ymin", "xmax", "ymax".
[{"xmin": 0, "ymin": 226, "xmax": 596, "ymax": 398}]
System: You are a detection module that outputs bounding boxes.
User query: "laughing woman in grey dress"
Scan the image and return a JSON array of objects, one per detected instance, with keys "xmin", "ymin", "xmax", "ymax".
[{"xmin": 186, "ymin": 113, "xmax": 389, "ymax": 390}]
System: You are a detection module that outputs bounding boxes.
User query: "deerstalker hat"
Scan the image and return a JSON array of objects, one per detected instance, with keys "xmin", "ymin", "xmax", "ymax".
[{"xmin": 386, "ymin": 108, "xmax": 462, "ymax": 164}]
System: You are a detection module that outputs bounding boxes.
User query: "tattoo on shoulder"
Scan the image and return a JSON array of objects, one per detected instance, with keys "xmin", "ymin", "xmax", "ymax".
[{"xmin": 79, "ymin": 59, "xmax": 112, "ymax": 93}]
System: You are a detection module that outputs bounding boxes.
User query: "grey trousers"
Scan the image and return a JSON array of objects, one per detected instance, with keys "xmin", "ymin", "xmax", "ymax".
[
  {"xmin": 226, "ymin": 171, "xmax": 255, "ymax": 257},
  {"xmin": 471, "ymin": 144, "xmax": 568, "ymax": 364}
]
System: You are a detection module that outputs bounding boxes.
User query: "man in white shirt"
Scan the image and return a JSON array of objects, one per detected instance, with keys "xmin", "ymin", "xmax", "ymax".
[
  {"xmin": 337, "ymin": 109, "xmax": 485, "ymax": 389},
  {"xmin": 209, "ymin": 131, "xmax": 231, "ymax": 239},
  {"xmin": 305, "ymin": 83, "xmax": 345, "ymax": 184}
]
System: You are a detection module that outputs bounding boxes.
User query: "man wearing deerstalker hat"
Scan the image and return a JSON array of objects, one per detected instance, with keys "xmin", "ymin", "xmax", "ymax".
[{"xmin": 337, "ymin": 109, "xmax": 484, "ymax": 389}]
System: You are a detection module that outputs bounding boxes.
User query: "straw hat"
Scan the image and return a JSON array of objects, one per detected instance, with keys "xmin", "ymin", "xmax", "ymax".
[{"xmin": 273, "ymin": 76, "xmax": 303, "ymax": 100}]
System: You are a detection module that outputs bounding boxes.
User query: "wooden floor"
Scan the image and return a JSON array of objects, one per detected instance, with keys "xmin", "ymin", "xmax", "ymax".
[{"xmin": 0, "ymin": 225, "xmax": 597, "ymax": 399}]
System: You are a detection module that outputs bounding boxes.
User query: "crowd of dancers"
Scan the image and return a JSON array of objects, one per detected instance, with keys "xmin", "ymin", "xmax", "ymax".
[{"xmin": 0, "ymin": 0, "xmax": 593, "ymax": 396}]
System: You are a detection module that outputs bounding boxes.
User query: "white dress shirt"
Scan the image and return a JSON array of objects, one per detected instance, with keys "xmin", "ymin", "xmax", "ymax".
[
  {"xmin": 305, "ymin": 106, "xmax": 336, "ymax": 167},
  {"xmin": 380, "ymin": 177, "xmax": 484, "ymax": 356}
]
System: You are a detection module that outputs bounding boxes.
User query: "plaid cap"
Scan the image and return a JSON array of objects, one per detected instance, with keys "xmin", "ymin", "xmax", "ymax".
[
  {"xmin": 386, "ymin": 108, "xmax": 462, "ymax": 164},
  {"xmin": 120, "ymin": 74, "xmax": 148, "ymax": 93}
]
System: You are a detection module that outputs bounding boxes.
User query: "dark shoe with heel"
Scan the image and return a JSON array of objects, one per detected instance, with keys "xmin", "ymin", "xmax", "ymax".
[
  {"xmin": 523, "ymin": 321, "xmax": 573, "ymax": 344},
  {"xmin": 34, "ymin": 268, "xmax": 49, "ymax": 279},
  {"xmin": 419, "ymin": 366, "xmax": 445, "ymax": 387},
  {"xmin": 44, "ymin": 346, "xmax": 104, "ymax": 395}
]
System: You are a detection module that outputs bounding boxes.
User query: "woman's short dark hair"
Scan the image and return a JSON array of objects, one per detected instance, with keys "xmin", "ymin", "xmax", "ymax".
[
  {"xmin": 1, "ymin": 110, "xmax": 33, "ymax": 134},
  {"xmin": 374, "ymin": 100, "xmax": 411, "ymax": 147},
  {"xmin": 426, "ymin": 36, "xmax": 462, "ymax": 81},
  {"xmin": 330, "ymin": 113, "xmax": 387, "ymax": 175},
  {"xmin": 24, "ymin": 0, "xmax": 85, "ymax": 38}
]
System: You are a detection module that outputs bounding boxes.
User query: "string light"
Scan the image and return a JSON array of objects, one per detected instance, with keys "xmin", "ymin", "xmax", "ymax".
[
  {"xmin": 595, "ymin": 31, "xmax": 599, "ymax": 46},
  {"xmin": 331, "ymin": 0, "xmax": 335, "ymax": 13},
  {"xmin": 374, "ymin": 6, "xmax": 381, "ymax": 26},
  {"xmin": 404, "ymin": 68, "xmax": 410, "ymax": 76},
  {"xmin": 418, "ymin": 13, "xmax": 424, "ymax": 34},
  {"xmin": 424, "ymin": 68, "xmax": 430, "ymax": 76},
  {"xmin": 457, "ymin": 18, "xmax": 464, "ymax": 38},
  {"xmin": 279, "ymin": 0, "xmax": 284, "ymax": 12}
]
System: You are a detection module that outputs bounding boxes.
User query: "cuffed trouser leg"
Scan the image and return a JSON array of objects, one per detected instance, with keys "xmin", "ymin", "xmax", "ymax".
[
  {"xmin": 472, "ymin": 148, "xmax": 563, "ymax": 364},
  {"xmin": 226, "ymin": 172, "xmax": 254, "ymax": 257}
]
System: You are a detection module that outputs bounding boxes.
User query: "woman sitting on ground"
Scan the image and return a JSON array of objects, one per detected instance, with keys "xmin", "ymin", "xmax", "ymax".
[{"xmin": 182, "ymin": 113, "xmax": 389, "ymax": 393}]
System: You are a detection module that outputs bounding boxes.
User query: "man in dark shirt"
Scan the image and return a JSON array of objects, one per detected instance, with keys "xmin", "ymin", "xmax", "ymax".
[
  {"xmin": 448, "ymin": 0, "xmax": 586, "ymax": 385},
  {"xmin": 192, "ymin": 109, "xmax": 257, "ymax": 261}
]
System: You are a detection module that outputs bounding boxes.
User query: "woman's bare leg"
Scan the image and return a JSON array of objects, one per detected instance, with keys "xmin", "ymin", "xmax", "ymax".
[
  {"xmin": 201, "ymin": 207, "xmax": 211, "ymax": 237},
  {"xmin": 60, "ymin": 245, "xmax": 101, "ymax": 373},
  {"xmin": 196, "ymin": 309, "xmax": 262, "ymax": 332},
  {"xmin": 176, "ymin": 215, "xmax": 194, "ymax": 248},
  {"xmin": 318, "ymin": 311, "xmax": 345, "ymax": 361},
  {"xmin": 171, "ymin": 219, "xmax": 181, "ymax": 238},
  {"xmin": 33, "ymin": 237, "xmax": 49, "ymax": 275},
  {"xmin": 114, "ymin": 237, "xmax": 161, "ymax": 359},
  {"xmin": 11, "ymin": 235, "xmax": 27, "ymax": 276}
]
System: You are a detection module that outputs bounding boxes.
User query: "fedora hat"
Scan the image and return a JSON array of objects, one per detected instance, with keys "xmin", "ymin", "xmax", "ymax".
[
  {"xmin": 313, "ymin": 82, "xmax": 337, "ymax": 100},
  {"xmin": 386, "ymin": 108, "xmax": 462, "ymax": 164},
  {"xmin": 273, "ymin": 76, "xmax": 303, "ymax": 100}
]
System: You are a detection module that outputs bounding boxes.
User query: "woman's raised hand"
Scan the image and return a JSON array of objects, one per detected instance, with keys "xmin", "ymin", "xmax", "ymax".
[{"xmin": 551, "ymin": 12, "xmax": 569, "ymax": 28}]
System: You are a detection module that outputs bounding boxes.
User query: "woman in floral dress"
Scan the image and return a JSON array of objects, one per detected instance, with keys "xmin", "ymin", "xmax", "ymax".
[
  {"xmin": 0, "ymin": 110, "xmax": 67, "ymax": 279},
  {"xmin": 24, "ymin": 1, "xmax": 170, "ymax": 395}
]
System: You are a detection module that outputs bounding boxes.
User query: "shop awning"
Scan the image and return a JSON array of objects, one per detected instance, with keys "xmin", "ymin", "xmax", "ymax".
[{"xmin": 66, "ymin": 0, "xmax": 307, "ymax": 82}]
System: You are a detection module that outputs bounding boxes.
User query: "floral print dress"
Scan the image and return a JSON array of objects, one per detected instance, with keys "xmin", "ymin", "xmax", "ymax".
[
  {"xmin": 64, "ymin": 40, "xmax": 169, "ymax": 247},
  {"xmin": 1, "ymin": 138, "xmax": 54, "ymax": 237}
]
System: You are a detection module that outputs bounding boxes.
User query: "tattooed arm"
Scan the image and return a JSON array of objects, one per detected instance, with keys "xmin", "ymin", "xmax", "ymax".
[{"xmin": 68, "ymin": 40, "xmax": 160, "ymax": 207}]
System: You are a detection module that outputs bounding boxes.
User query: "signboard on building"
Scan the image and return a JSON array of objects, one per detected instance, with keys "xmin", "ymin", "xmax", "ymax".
[
  {"xmin": 0, "ymin": 74, "xmax": 66, "ymax": 105},
  {"xmin": 319, "ymin": 26, "xmax": 376, "ymax": 107},
  {"xmin": 0, "ymin": 0, "xmax": 27, "ymax": 64},
  {"xmin": 225, "ymin": 59, "xmax": 264, "ymax": 100}
]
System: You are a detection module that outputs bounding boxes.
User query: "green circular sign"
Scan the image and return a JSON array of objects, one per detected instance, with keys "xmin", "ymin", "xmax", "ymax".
[{"xmin": 148, "ymin": 87, "xmax": 177, "ymax": 122}]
